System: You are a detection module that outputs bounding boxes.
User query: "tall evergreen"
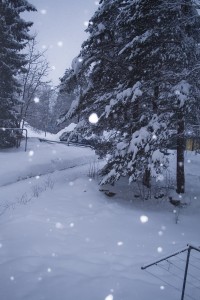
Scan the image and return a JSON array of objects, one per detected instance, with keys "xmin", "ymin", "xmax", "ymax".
[
  {"xmin": 62, "ymin": 0, "xmax": 200, "ymax": 193},
  {"xmin": 0, "ymin": 0, "xmax": 36, "ymax": 148}
]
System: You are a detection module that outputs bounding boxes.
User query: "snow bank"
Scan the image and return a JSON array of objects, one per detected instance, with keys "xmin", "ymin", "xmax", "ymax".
[{"xmin": 0, "ymin": 139, "xmax": 200, "ymax": 300}]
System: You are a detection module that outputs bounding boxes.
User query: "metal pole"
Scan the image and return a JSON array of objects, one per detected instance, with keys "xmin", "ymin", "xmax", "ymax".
[
  {"xmin": 141, "ymin": 247, "xmax": 188, "ymax": 270},
  {"xmin": 23, "ymin": 129, "xmax": 27, "ymax": 152},
  {"xmin": 181, "ymin": 246, "xmax": 191, "ymax": 300}
]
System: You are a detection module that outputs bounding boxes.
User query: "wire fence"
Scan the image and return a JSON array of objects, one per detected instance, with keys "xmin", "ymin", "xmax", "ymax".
[{"xmin": 141, "ymin": 244, "xmax": 200, "ymax": 300}]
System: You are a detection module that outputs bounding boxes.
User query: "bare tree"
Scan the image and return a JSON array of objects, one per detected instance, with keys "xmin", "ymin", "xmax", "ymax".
[
  {"xmin": 27, "ymin": 84, "xmax": 57, "ymax": 136},
  {"xmin": 19, "ymin": 34, "xmax": 51, "ymax": 129}
]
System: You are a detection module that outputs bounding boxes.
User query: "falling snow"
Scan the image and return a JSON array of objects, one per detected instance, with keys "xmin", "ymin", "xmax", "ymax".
[
  {"xmin": 117, "ymin": 241, "xmax": 124, "ymax": 246},
  {"xmin": 40, "ymin": 9, "xmax": 47, "ymax": 14},
  {"xmin": 157, "ymin": 247, "xmax": 163, "ymax": 253},
  {"xmin": 84, "ymin": 21, "xmax": 89, "ymax": 27},
  {"xmin": 57, "ymin": 41, "xmax": 63, "ymax": 47},
  {"xmin": 140, "ymin": 215, "xmax": 149, "ymax": 223},
  {"xmin": 55, "ymin": 222, "xmax": 64, "ymax": 229},
  {"xmin": 105, "ymin": 295, "xmax": 114, "ymax": 300},
  {"xmin": 28, "ymin": 150, "xmax": 34, "ymax": 157},
  {"xmin": 89, "ymin": 113, "xmax": 99, "ymax": 124},
  {"xmin": 160, "ymin": 286, "xmax": 165, "ymax": 290},
  {"xmin": 34, "ymin": 97, "xmax": 40, "ymax": 103}
]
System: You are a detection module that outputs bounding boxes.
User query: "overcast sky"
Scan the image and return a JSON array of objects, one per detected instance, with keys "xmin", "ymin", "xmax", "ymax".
[{"xmin": 26, "ymin": 0, "xmax": 99, "ymax": 85}]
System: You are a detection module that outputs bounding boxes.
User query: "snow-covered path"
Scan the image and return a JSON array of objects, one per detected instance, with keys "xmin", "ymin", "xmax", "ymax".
[{"xmin": 0, "ymin": 138, "xmax": 200, "ymax": 300}]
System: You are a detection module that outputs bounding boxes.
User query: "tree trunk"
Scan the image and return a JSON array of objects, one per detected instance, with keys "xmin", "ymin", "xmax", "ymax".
[
  {"xmin": 143, "ymin": 169, "xmax": 151, "ymax": 188},
  {"xmin": 176, "ymin": 109, "xmax": 185, "ymax": 194}
]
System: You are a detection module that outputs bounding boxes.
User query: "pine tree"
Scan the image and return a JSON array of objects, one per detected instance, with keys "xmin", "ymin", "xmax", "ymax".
[
  {"xmin": 63, "ymin": 0, "xmax": 200, "ymax": 193},
  {"xmin": 0, "ymin": 0, "xmax": 36, "ymax": 148}
]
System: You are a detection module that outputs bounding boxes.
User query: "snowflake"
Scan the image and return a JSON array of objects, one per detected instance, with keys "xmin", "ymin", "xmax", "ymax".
[
  {"xmin": 117, "ymin": 241, "xmax": 123, "ymax": 246},
  {"xmin": 160, "ymin": 285, "xmax": 165, "ymax": 290},
  {"xmin": 157, "ymin": 247, "xmax": 163, "ymax": 253},
  {"xmin": 28, "ymin": 150, "xmax": 34, "ymax": 157},
  {"xmin": 152, "ymin": 134, "xmax": 157, "ymax": 140},
  {"xmin": 105, "ymin": 295, "xmax": 113, "ymax": 300},
  {"xmin": 34, "ymin": 97, "xmax": 39, "ymax": 103},
  {"xmin": 55, "ymin": 222, "xmax": 64, "ymax": 229},
  {"xmin": 57, "ymin": 41, "xmax": 63, "ymax": 47},
  {"xmin": 40, "ymin": 9, "xmax": 47, "ymax": 14},
  {"xmin": 83, "ymin": 21, "xmax": 89, "ymax": 27},
  {"xmin": 89, "ymin": 113, "xmax": 99, "ymax": 124},
  {"xmin": 140, "ymin": 215, "xmax": 148, "ymax": 223}
]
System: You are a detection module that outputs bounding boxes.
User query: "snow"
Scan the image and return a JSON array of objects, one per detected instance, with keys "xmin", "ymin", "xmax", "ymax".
[
  {"xmin": 24, "ymin": 123, "xmax": 77, "ymax": 142},
  {"xmin": 0, "ymin": 132, "xmax": 200, "ymax": 299},
  {"xmin": 71, "ymin": 56, "xmax": 84, "ymax": 75},
  {"xmin": 98, "ymin": 23, "xmax": 106, "ymax": 31},
  {"xmin": 173, "ymin": 80, "xmax": 191, "ymax": 107}
]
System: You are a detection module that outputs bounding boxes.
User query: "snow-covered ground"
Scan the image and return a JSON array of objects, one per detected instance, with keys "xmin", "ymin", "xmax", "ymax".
[{"xmin": 0, "ymin": 129, "xmax": 200, "ymax": 300}]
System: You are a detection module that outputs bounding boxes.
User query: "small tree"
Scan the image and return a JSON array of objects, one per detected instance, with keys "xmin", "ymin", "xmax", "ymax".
[{"xmin": 27, "ymin": 84, "xmax": 56, "ymax": 135}]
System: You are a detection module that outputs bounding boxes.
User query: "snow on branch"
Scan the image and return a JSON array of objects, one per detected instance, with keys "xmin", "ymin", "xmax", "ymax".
[{"xmin": 105, "ymin": 81, "xmax": 142, "ymax": 117}]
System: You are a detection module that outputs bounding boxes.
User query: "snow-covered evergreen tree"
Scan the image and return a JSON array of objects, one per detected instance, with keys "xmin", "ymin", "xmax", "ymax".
[
  {"xmin": 0, "ymin": 0, "xmax": 36, "ymax": 148},
  {"xmin": 55, "ymin": 68, "xmax": 79, "ymax": 132},
  {"xmin": 62, "ymin": 0, "xmax": 200, "ymax": 193}
]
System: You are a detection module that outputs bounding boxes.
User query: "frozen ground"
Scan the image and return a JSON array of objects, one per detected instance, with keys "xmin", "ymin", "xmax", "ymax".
[{"xmin": 0, "ymin": 129, "xmax": 200, "ymax": 300}]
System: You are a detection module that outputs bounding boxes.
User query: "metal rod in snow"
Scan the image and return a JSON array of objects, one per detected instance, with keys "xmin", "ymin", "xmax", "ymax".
[
  {"xmin": 141, "ymin": 247, "xmax": 189, "ymax": 270},
  {"xmin": 24, "ymin": 129, "xmax": 27, "ymax": 152},
  {"xmin": 181, "ymin": 247, "xmax": 191, "ymax": 300},
  {"xmin": 187, "ymin": 244, "xmax": 200, "ymax": 252}
]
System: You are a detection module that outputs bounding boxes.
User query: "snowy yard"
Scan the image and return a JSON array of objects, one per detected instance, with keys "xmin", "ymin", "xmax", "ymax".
[{"xmin": 0, "ymin": 135, "xmax": 200, "ymax": 300}]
